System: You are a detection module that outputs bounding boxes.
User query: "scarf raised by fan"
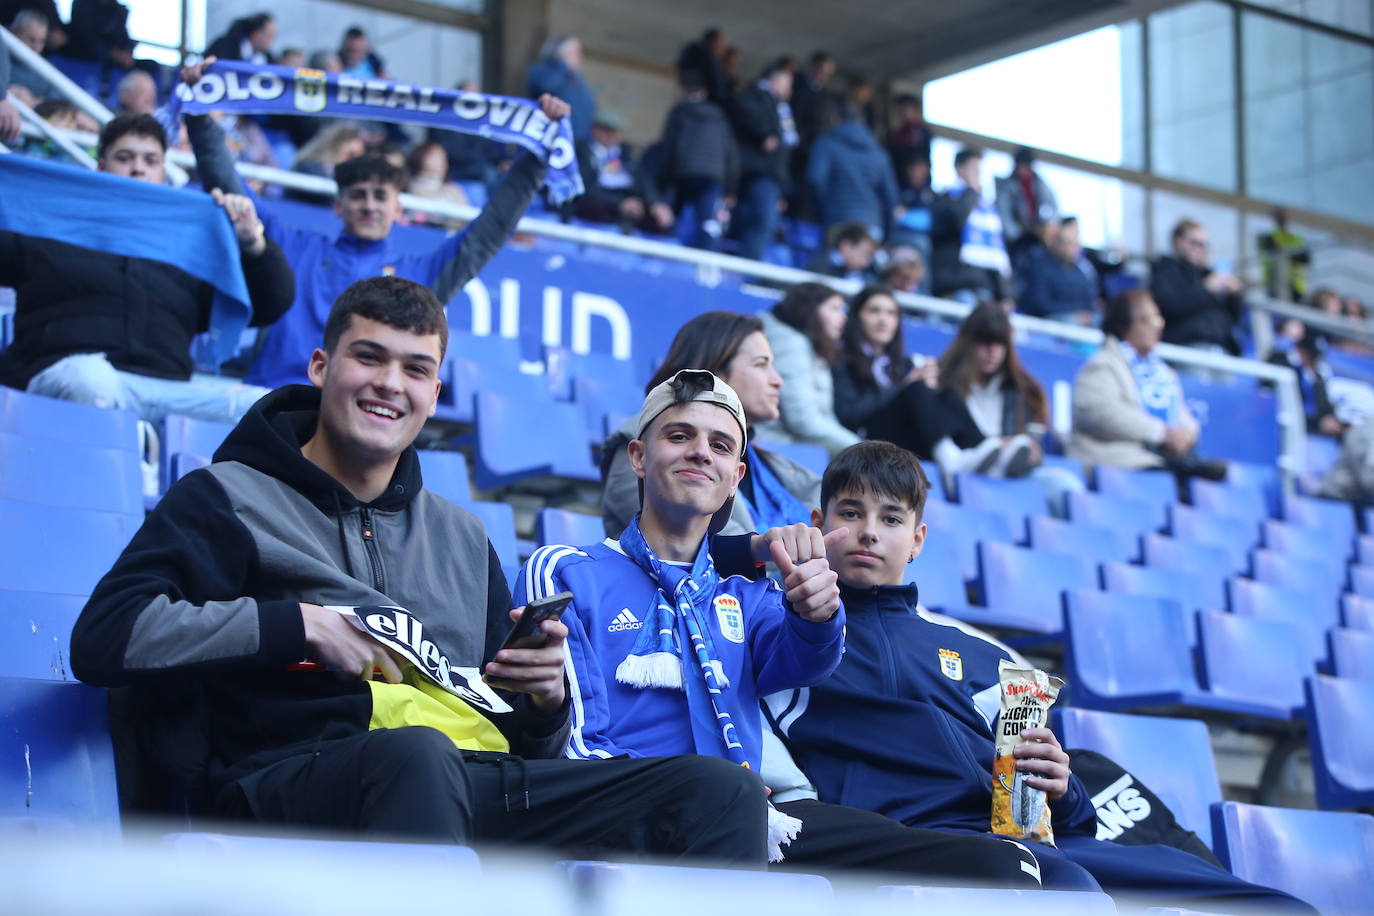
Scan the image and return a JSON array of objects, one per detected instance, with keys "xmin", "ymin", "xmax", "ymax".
[
  {"xmin": 164, "ymin": 60, "xmax": 584, "ymax": 204},
  {"xmin": 0, "ymin": 154, "xmax": 252, "ymax": 367},
  {"xmin": 616, "ymin": 517, "xmax": 801, "ymax": 861}
]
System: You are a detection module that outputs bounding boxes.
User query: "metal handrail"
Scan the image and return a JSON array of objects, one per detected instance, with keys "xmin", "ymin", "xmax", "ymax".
[{"xmin": 9, "ymin": 92, "xmax": 96, "ymax": 167}]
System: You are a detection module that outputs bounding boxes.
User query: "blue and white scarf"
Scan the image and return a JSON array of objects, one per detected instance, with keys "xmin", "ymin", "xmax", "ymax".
[
  {"xmin": 1119, "ymin": 341, "xmax": 1180, "ymax": 426},
  {"xmin": 951, "ymin": 183, "xmax": 1011, "ymax": 276},
  {"xmin": 163, "ymin": 60, "xmax": 584, "ymax": 204},
  {"xmin": 617, "ymin": 516, "xmax": 802, "ymax": 860},
  {"xmin": 742, "ymin": 444, "xmax": 811, "ymax": 533}
]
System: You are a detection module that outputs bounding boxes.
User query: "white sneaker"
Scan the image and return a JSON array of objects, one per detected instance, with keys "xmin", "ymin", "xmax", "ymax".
[{"xmin": 991, "ymin": 435, "xmax": 1035, "ymax": 479}]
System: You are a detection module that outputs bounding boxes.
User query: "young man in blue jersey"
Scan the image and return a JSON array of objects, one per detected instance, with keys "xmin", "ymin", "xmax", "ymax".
[
  {"xmin": 768, "ymin": 439, "xmax": 1313, "ymax": 912},
  {"xmin": 520, "ymin": 370, "xmax": 1047, "ymax": 885}
]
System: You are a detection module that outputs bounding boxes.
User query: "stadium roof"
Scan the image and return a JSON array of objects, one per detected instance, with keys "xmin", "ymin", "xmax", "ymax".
[{"xmin": 563, "ymin": 0, "xmax": 1187, "ymax": 82}]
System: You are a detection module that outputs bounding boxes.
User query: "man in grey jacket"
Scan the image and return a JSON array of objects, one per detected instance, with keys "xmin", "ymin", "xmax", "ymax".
[{"xmin": 71, "ymin": 276, "xmax": 770, "ymax": 864}]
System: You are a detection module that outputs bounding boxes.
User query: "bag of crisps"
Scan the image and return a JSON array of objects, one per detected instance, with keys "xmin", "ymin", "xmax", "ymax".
[{"xmin": 991, "ymin": 659, "xmax": 1064, "ymax": 845}]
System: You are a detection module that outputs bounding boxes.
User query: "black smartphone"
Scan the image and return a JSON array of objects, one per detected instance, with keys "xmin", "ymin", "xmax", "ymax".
[{"xmin": 497, "ymin": 591, "xmax": 573, "ymax": 653}]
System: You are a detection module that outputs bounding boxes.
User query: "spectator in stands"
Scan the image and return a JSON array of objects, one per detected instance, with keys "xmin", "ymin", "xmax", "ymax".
[
  {"xmin": 881, "ymin": 247, "xmax": 926, "ymax": 294},
  {"xmin": 308, "ymin": 49, "xmax": 341, "ymax": 72},
  {"xmin": 7, "ymin": 9, "xmax": 58, "ymax": 104},
  {"xmin": 931, "ymin": 147, "xmax": 1011, "ymax": 305},
  {"xmin": 430, "ymin": 79, "xmax": 508, "ymax": 188},
  {"xmin": 1269, "ymin": 305, "xmax": 1341, "ymax": 437},
  {"xmin": 69, "ymin": 276, "xmax": 771, "ymax": 864},
  {"xmin": 573, "ymin": 108, "xmax": 672, "ymax": 234},
  {"xmin": 720, "ymin": 44, "xmax": 742, "ymax": 98},
  {"xmin": 601, "ymin": 311, "xmax": 820, "ymax": 538},
  {"xmin": 786, "ymin": 50, "xmax": 835, "ymax": 221},
  {"xmin": 277, "ymin": 47, "xmax": 304, "ymax": 69},
  {"xmin": 114, "ymin": 68, "xmax": 156, "ymax": 116},
  {"xmin": 890, "ymin": 153, "xmax": 934, "ymax": 266},
  {"xmin": 64, "ymin": 0, "xmax": 129, "ymax": 64},
  {"xmin": 286, "ymin": 121, "xmax": 364, "ymax": 200},
  {"xmin": 1319, "ymin": 413, "xmax": 1374, "ymax": 504},
  {"xmin": 405, "ymin": 141, "xmax": 471, "ymax": 230},
  {"xmin": 1069, "ymin": 290, "xmax": 1225, "ymax": 481},
  {"xmin": 995, "ymin": 146, "xmax": 1059, "ymax": 262},
  {"xmin": 0, "ymin": 113, "xmax": 294, "ymax": 422},
  {"xmin": 887, "ymin": 94, "xmax": 932, "ymax": 184},
  {"xmin": 730, "ymin": 60, "xmax": 796, "ymax": 261},
  {"xmin": 35, "ymin": 97, "xmax": 98, "ymax": 132},
  {"xmin": 808, "ymin": 222, "xmax": 878, "ymax": 283},
  {"xmin": 1150, "ymin": 218, "xmax": 1243, "ymax": 356},
  {"xmin": 526, "ymin": 34, "xmax": 595, "ymax": 143},
  {"xmin": 753, "ymin": 282, "xmax": 860, "ymax": 456},
  {"xmin": 772, "ymin": 439, "xmax": 1315, "ymax": 912},
  {"xmin": 184, "ymin": 61, "xmax": 571, "ymax": 391},
  {"xmin": 0, "ymin": 0, "xmax": 65, "ymax": 51},
  {"xmin": 657, "ymin": 71, "xmax": 737, "ymax": 251},
  {"xmin": 1258, "ymin": 206, "xmax": 1309, "ymax": 302},
  {"xmin": 806, "ymin": 95, "xmax": 898, "ymax": 241},
  {"xmin": 206, "ymin": 13, "xmax": 276, "ymax": 65},
  {"xmin": 1019, "ymin": 219, "xmax": 1098, "ymax": 324},
  {"xmin": 526, "ymin": 374, "xmax": 1046, "ymax": 887},
  {"xmin": 338, "ymin": 26, "xmax": 387, "ymax": 80},
  {"xmin": 675, "ymin": 27, "xmax": 730, "ymax": 108}
]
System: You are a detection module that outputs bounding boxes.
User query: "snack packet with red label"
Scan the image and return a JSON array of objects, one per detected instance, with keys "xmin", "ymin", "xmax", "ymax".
[{"xmin": 991, "ymin": 659, "xmax": 1064, "ymax": 845}]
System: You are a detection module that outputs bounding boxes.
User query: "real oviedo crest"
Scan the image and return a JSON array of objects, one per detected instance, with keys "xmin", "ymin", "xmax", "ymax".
[
  {"xmin": 938, "ymin": 648, "xmax": 963, "ymax": 681},
  {"xmin": 293, "ymin": 68, "xmax": 328, "ymax": 113},
  {"xmin": 714, "ymin": 595, "xmax": 745, "ymax": 644}
]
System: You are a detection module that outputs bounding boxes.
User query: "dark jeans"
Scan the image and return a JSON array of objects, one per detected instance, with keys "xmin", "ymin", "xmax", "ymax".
[
  {"xmin": 734, "ymin": 175, "xmax": 782, "ymax": 261},
  {"xmin": 215, "ymin": 727, "xmax": 769, "ymax": 867},
  {"xmin": 865, "ymin": 382, "xmax": 983, "ymax": 460},
  {"xmin": 672, "ymin": 176, "xmax": 725, "ymax": 251}
]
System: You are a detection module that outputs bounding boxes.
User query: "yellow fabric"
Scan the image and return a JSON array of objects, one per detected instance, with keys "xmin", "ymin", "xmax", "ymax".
[{"xmin": 367, "ymin": 670, "xmax": 510, "ymax": 753}]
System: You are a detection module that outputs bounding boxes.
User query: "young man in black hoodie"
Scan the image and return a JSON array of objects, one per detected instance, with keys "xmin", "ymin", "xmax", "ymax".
[
  {"xmin": 71, "ymin": 276, "xmax": 769, "ymax": 864},
  {"xmin": 658, "ymin": 72, "xmax": 738, "ymax": 251}
]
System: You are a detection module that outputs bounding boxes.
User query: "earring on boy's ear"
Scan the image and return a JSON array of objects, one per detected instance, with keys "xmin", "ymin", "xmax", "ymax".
[{"xmin": 907, "ymin": 554, "xmax": 915, "ymax": 563}]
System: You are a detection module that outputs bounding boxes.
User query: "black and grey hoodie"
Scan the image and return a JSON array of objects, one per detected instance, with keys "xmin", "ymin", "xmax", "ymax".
[{"xmin": 71, "ymin": 385, "xmax": 569, "ymax": 805}]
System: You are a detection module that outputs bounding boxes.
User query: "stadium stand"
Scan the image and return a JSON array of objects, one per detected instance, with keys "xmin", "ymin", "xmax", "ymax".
[
  {"xmin": 976, "ymin": 540, "xmax": 1099, "ymax": 637},
  {"xmin": 1305, "ymin": 674, "xmax": 1374, "ymax": 810}
]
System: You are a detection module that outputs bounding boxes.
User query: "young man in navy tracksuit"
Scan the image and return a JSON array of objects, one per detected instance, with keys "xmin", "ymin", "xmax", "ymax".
[
  {"xmin": 519, "ymin": 369, "xmax": 1046, "ymax": 885},
  {"xmin": 767, "ymin": 439, "xmax": 1314, "ymax": 912}
]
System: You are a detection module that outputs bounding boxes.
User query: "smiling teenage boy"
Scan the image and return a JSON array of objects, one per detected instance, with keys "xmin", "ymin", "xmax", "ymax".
[
  {"xmin": 521, "ymin": 371, "xmax": 1047, "ymax": 884},
  {"xmin": 767, "ymin": 439, "xmax": 1313, "ymax": 911},
  {"xmin": 71, "ymin": 277, "xmax": 769, "ymax": 864}
]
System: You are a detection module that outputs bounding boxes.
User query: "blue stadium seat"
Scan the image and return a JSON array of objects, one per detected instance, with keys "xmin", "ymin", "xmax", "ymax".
[
  {"xmin": 166, "ymin": 832, "xmax": 481, "ymax": 873},
  {"xmin": 560, "ymin": 860, "xmax": 831, "ymax": 899},
  {"xmin": 1227, "ymin": 578, "xmax": 1335, "ymax": 669},
  {"xmin": 975, "ymin": 541, "xmax": 1099, "ymax": 636},
  {"xmin": 1305, "ymin": 674, "xmax": 1374, "ymax": 810},
  {"xmin": 919, "ymin": 460, "xmax": 946, "ymax": 501},
  {"xmin": 1167, "ymin": 504, "xmax": 1255, "ymax": 576},
  {"xmin": 1358, "ymin": 534, "xmax": 1374, "ymax": 566},
  {"xmin": 573, "ymin": 374, "xmax": 643, "ymax": 444},
  {"xmin": 1283, "ymin": 493, "xmax": 1357, "ymax": 551},
  {"xmin": 1063, "ymin": 590, "xmax": 1207, "ymax": 706},
  {"xmin": 1058, "ymin": 707, "xmax": 1222, "ymax": 849},
  {"xmin": 905, "ymin": 531, "xmax": 972, "ymax": 614},
  {"xmin": 162, "ymin": 414, "xmax": 233, "ymax": 491},
  {"xmin": 956, "ymin": 474, "xmax": 1047, "ymax": 542},
  {"xmin": 545, "ymin": 346, "xmax": 643, "ymax": 400},
  {"xmin": 0, "ymin": 387, "xmax": 139, "ymax": 452},
  {"xmin": 1197, "ymin": 611, "xmax": 1308, "ymax": 719},
  {"xmin": 1251, "ymin": 548, "xmax": 1346, "ymax": 610},
  {"xmin": 1211, "ymin": 801, "xmax": 1374, "ymax": 916},
  {"xmin": 448, "ymin": 330, "xmax": 524, "ymax": 370},
  {"xmin": 1225, "ymin": 461, "xmax": 1282, "ymax": 516},
  {"xmin": 0, "ymin": 432, "xmax": 142, "ymax": 516},
  {"xmin": 1029, "ymin": 515, "xmax": 1138, "ymax": 565},
  {"xmin": 416, "ymin": 449, "xmax": 472, "ymax": 506},
  {"xmin": 1141, "ymin": 533, "xmax": 1237, "ymax": 582},
  {"xmin": 1067, "ymin": 490, "xmax": 1160, "ymax": 541},
  {"xmin": 1039, "ymin": 453, "xmax": 1086, "ymax": 484},
  {"xmin": 464, "ymin": 500, "xmax": 518, "ymax": 584},
  {"xmin": 0, "ymin": 499, "xmax": 141, "ymax": 595},
  {"xmin": 170, "ymin": 452, "xmax": 210, "ymax": 482},
  {"xmin": 1190, "ymin": 479, "xmax": 1269, "ymax": 529},
  {"xmin": 0, "ymin": 677, "xmax": 120, "ymax": 829},
  {"xmin": 1094, "ymin": 465, "xmax": 1176, "ymax": 531},
  {"xmin": 473, "ymin": 392, "xmax": 599, "ymax": 490},
  {"xmin": 878, "ymin": 886, "xmax": 1114, "ymax": 913},
  {"xmin": 1348, "ymin": 565, "xmax": 1374, "ymax": 600},
  {"xmin": 0, "ymin": 591, "xmax": 85, "ymax": 680},
  {"xmin": 444, "ymin": 356, "xmax": 556, "ymax": 425},
  {"xmin": 1263, "ymin": 518, "xmax": 1352, "ymax": 562},
  {"xmin": 1102, "ymin": 561, "xmax": 1225, "ymax": 614},
  {"xmin": 1329, "ymin": 628, "xmax": 1374, "ymax": 680},
  {"xmin": 1343, "ymin": 593, "xmax": 1374, "ymax": 631},
  {"xmin": 753, "ymin": 440, "xmax": 827, "ymax": 478},
  {"xmin": 921, "ymin": 500, "xmax": 1015, "ymax": 583},
  {"xmin": 536, "ymin": 507, "xmax": 605, "ymax": 549}
]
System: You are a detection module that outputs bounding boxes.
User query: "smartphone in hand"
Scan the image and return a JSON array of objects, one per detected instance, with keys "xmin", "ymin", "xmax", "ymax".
[{"xmin": 497, "ymin": 591, "xmax": 573, "ymax": 653}]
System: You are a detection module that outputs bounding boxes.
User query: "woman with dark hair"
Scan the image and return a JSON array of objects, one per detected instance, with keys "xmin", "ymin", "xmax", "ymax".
[
  {"xmin": 754, "ymin": 282, "xmax": 859, "ymax": 455},
  {"xmin": 600, "ymin": 311, "xmax": 821, "ymax": 537},
  {"xmin": 831, "ymin": 288, "xmax": 1031, "ymax": 479}
]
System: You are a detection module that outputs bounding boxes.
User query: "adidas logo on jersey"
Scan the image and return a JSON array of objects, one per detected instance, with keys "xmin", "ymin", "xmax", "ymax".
[{"xmin": 607, "ymin": 608, "xmax": 643, "ymax": 632}]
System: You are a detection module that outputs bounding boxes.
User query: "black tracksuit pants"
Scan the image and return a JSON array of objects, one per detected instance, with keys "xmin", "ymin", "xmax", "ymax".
[{"xmin": 214, "ymin": 726, "xmax": 769, "ymax": 867}]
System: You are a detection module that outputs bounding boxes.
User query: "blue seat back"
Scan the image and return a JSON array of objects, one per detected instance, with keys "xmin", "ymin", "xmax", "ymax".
[
  {"xmin": 905, "ymin": 531, "xmax": 968, "ymax": 611},
  {"xmin": 979, "ymin": 541, "xmax": 1100, "ymax": 634},
  {"xmin": 1058, "ymin": 707, "xmax": 1220, "ymax": 848},
  {"xmin": 1190, "ymin": 479, "xmax": 1269, "ymax": 528},
  {"xmin": 1094, "ymin": 465, "xmax": 1175, "ymax": 531},
  {"xmin": 0, "ymin": 591, "xmax": 86, "ymax": 680},
  {"xmin": 1227, "ymin": 578, "xmax": 1334, "ymax": 668},
  {"xmin": 0, "ymin": 432, "xmax": 142, "ymax": 516},
  {"xmin": 956, "ymin": 474, "xmax": 1047, "ymax": 542},
  {"xmin": 536, "ymin": 508, "xmax": 605, "ymax": 549},
  {"xmin": 417, "ymin": 450, "xmax": 472, "ymax": 506},
  {"xmin": 1344, "ymin": 593, "xmax": 1374, "ymax": 631},
  {"xmin": 473, "ymin": 392, "xmax": 598, "ymax": 489},
  {"xmin": 1029, "ymin": 515, "xmax": 1137, "ymax": 565},
  {"xmin": 0, "ymin": 677, "xmax": 119, "ymax": 828},
  {"xmin": 1141, "ymin": 534, "xmax": 1236, "ymax": 581},
  {"xmin": 1306, "ymin": 674, "xmax": 1374, "ymax": 810},
  {"xmin": 1329, "ymin": 628, "xmax": 1374, "ymax": 680},
  {"xmin": 921, "ymin": 500, "xmax": 1015, "ymax": 583},
  {"xmin": 162, "ymin": 414, "xmax": 233, "ymax": 461},
  {"xmin": 1211, "ymin": 801, "xmax": 1374, "ymax": 916},
  {"xmin": 919, "ymin": 460, "xmax": 946, "ymax": 501},
  {"xmin": 573, "ymin": 374, "xmax": 644, "ymax": 444},
  {"xmin": 1102, "ymin": 561, "xmax": 1223, "ymax": 613},
  {"xmin": 1349, "ymin": 565, "xmax": 1374, "ymax": 600},
  {"xmin": 752, "ymin": 440, "xmax": 828, "ymax": 479},
  {"xmin": 1198, "ymin": 611, "xmax": 1307, "ymax": 718},
  {"xmin": 464, "ymin": 500, "xmax": 518, "ymax": 584},
  {"xmin": 166, "ymin": 832, "xmax": 481, "ymax": 873},
  {"xmin": 1226, "ymin": 460, "xmax": 1282, "ymax": 515},
  {"xmin": 1252, "ymin": 547, "xmax": 1346, "ymax": 608},
  {"xmin": 1284, "ymin": 494, "xmax": 1357, "ymax": 549},
  {"xmin": 0, "ymin": 387, "xmax": 139, "ymax": 452},
  {"xmin": 0, "ymin": 499, "xmax": 141, "ymax": 595},
  {"xmin": 1265, "ymin": 517, "xmax": 1351, "ymax": 562},
  {"xmin": 446, "ymin": 354, "xmax": 553, "ymax": 423},
  {"xmin": 1063, "ymin": 589, "xmax": 1200, "ymax": 703},
  {"xmin": 1067, "ymin": 490, "xmax": 1160, "ymax": 540},
  {"xmin": 1167, "ymin": 504, "xmax": 1255, "ymax": 575},
  {"xmin": 1358, "ymin": 534, "xmax": 1374, "ymax": 566},
  {"xmin": 170, "ymin": 452, "xmax": 211, "ymax": 482}
]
